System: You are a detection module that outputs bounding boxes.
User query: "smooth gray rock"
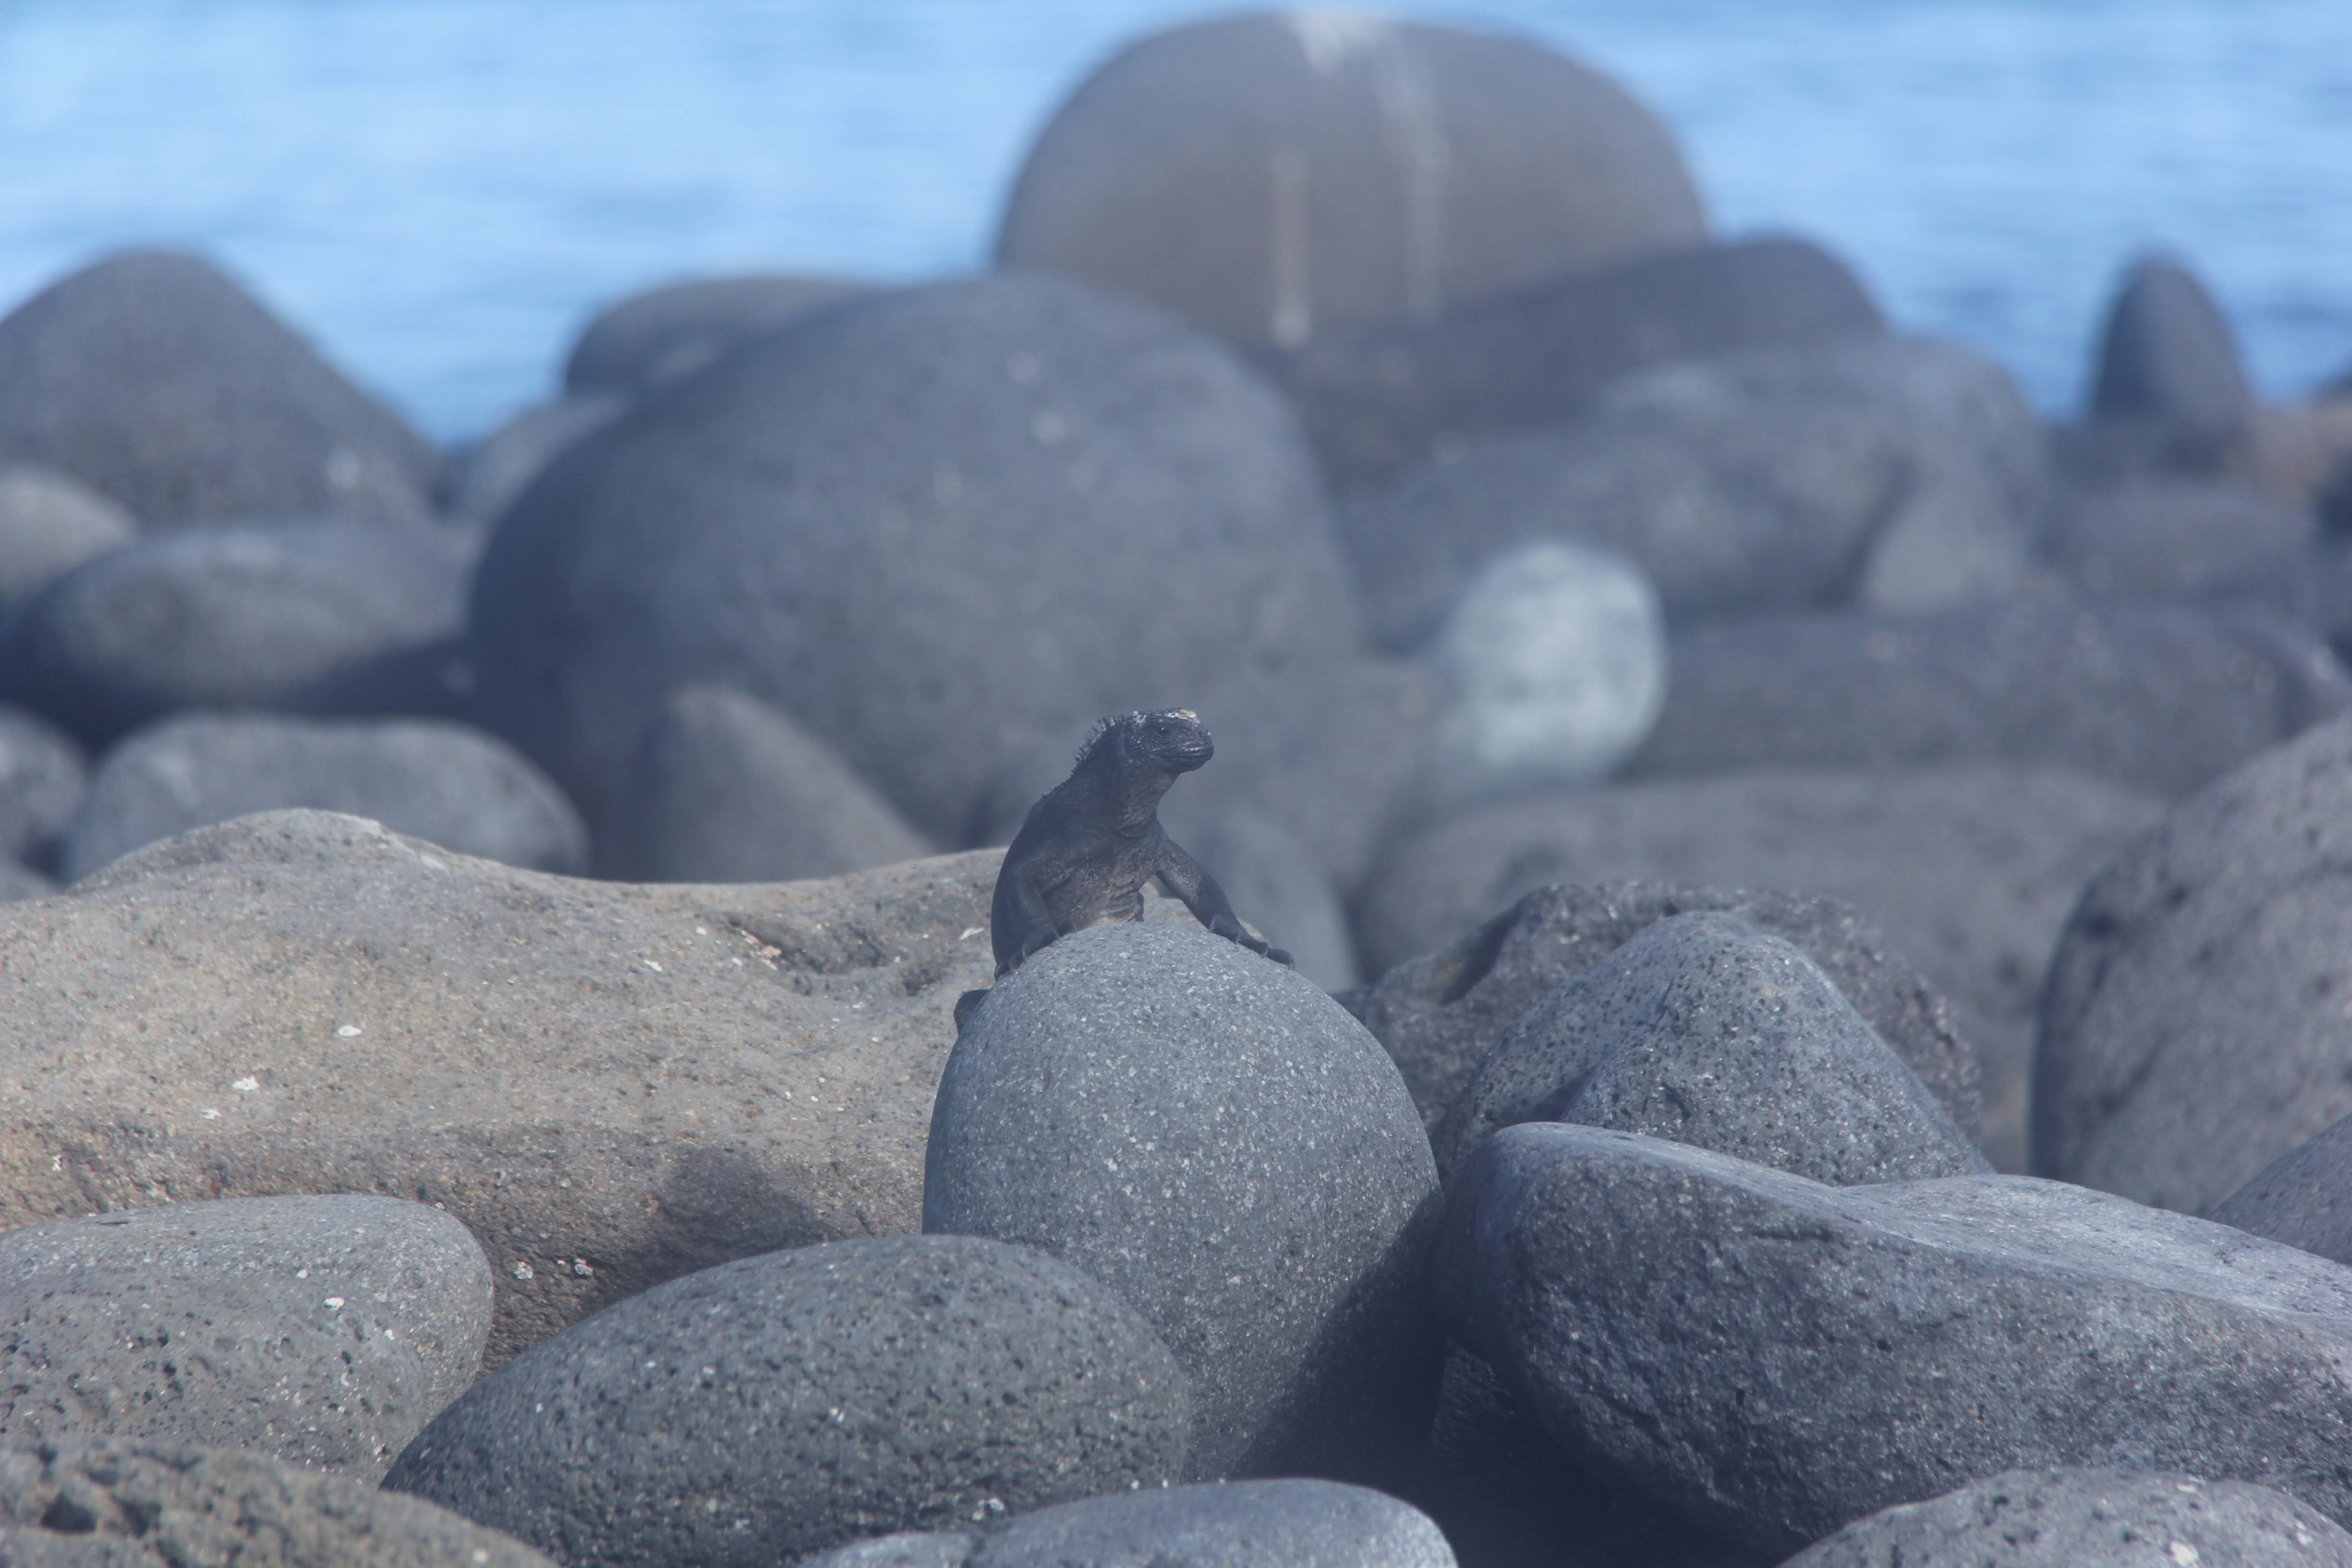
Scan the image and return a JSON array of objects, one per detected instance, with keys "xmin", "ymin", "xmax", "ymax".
[
  {"xmin": 0, "ymin": 1196, "xmax": 492, "ymax": 1478},
  {"xmin": 2047, "ymin": 477, "xmax": 2314, "ymax": 598},
  {"xmin": 0, "ymin": 523, "xmax": 469, "ymax": 745},
  {"xmin": 1357, "ymin": 765, "xmax": 2161, "ymax": 1172},
  {"xmin": 0, "ymin": 1441, "xmax": 557, "ymax": 1568},
  {"xmin": 383, "ymin": 1235, "xmax": 1190, "ymax": 1568},
  {"xmin": 924, "ymin": 922, "xmax": 1441, "ymax": 1486},
  {"xmin": 470, "ymin": 272, "xmax": 1361, "ymax": 840},
  {"xmin": 1627, "ymin": 598, "xmax": 2350, "ymax": 801},
  {"xmin": 595, "ymin": 682, "xmax": 932, "ymax": 883},
  {"xmin": 2091, "ymin": 253, "xmax": 2255, "ymax": 444},
  {"xmin": 62, "ymin": 712, "xmax": 586, "ymax": 880},
  {"xmin": 1341, "ymin": 881, "xmax": 1983, "ymax": 1147},
  {"xmin": 441, "ymin": 392, "xmax": 627, "ymax": 531},
  {"xmin": 1277, "ymin": 236, "xmax": 1884, "ymax": 494},
  {"xmin": 1440, "ymin": 1124, "xmax": 2352, "ymax": 1556},
  {"xmin": 2211, "ymin": 1114, "xmax": 2352, "ymax": 1267},
  {"xmin": 562, "ymin": 273, "xmax": 876, "ymax": 397},
  {"xmin": 1341, "ymin": 337, "xmax": 2040, "ymax": 643},
  {"xmin": 0, "ymin": 464, "xmax": 135, "ymax": 606},
  {"xmin": 1782, "ymin": 1468, "xmax": 2352, "ymax": 1568},
  {"xmin": 1176, "ymin": 807, "xmax": 1358, "ymax": 992},
  {"xmin": 0, "ymin": 250, "xmax": 436, "ymax": 527},
  {"xmin": 801, "ymin": 1533, "xmax": 980, "ymax": 1568},
  {"xmin": 0, "ymin": 705, "xmax": 85, "ymax": 865},
  {"xmin": 1433, "ymin": 912, "xmax": 1988, "ymax": 1183},
  {"xmin": 995, "ymin": 13, "xmax": 1703, "ymax": 355}
]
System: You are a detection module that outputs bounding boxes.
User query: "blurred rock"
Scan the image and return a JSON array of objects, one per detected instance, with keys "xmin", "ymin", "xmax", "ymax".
[
  {"xmin": 2090, "ymin": 252, "xmax": 2255, "ymax": 453},
  {"xmin": 1358, "ymin": 766, "xmax": 2163, "ymax": 1174},
  {"xmin": 1341, "ymin": 336, "xmax": 2041, "ymax": 642},
  {"xmin": 1277, "ymin": 235, "xmax": 1884, "ymax": 493},
  {"xmin": 0, "ymin": 250, "xmax": 436, "ymax": 527},
  {"xmin": 0, "ymin": 523, "xmax": 469, "ymax": 746},
  {"xmin": 470, "ymin": 272, "xmax": 1361, "ymax": 841},
  {"xmin": 1628, "ymin": 598, "xmax": 2352, "ymax": 801},
  {"xmin": 996, "ymin": 12, "xmax": 1705, "ymax": 356},
  {"xmin": 1426, "ymin": 540, "xmax": 1665, "ymax": 810},
  {"xmin": 384, "ymin": 1235, "xmax": 1189, "ymax": 1568},
  {"xmin": 1442, "ymin": 1124, "xmax": 2352, "ymax": 1556},
  {"xmin": 62, "ymin": 712, "xmax": 587, "ymax": 881},
  {"xmin": 1785, "ymin": 1468, "xmax": 2352, "ymax": 1568},
  {"xmin": 0, "ymin": 1442, "xmax": 557, "ymax": 1568},
  {"xmin": 273, "ymin": 630, "xmax": 483, "ymax": 723},
  {"xmin": 1341, "ymin": 880, "xmax": 1982, "ymax": 1146},
  {"xmin": 0, "ymin": 462, "xmax": 135, "ymax": 605},
  {"xmin": 2046, "ymin": 475, "xmax": 2314, "ymax": 597},
  {"xmin": 0, "ymin": 1195, "xmax": 491, "ymax": 1477},
  {"xmin": 0, "ymin": 860, "xmax": 56, "ymax": 901},
  {"xmin": 925, "ymin": 922, "xmax": 1440, "ymax": 1486},
  {"xmin": 1177, "ymin": 806, "xmax": 1358, "ymax": 991},
  {"xmin": 2210, "ymin": 1113, "xmax": 2352, "ymax": 1268},
  {"xmin": 563, "ymin": 272, "xmax": 877, "ymax": 397},
  {"xmin": 2037, "ymin": 711, "xmax": 2352, "ymax": 1212},
  {"xmin": 0, "ymin": 704, "xmax": 86, "ymax": 867},
  {"xmin": 440, "ymin": 392, "xmax": 627, "ymax": 531},
  {"xmin": 1432, "ymin": 912, "xmax": 1988, "ymax": 1184}
]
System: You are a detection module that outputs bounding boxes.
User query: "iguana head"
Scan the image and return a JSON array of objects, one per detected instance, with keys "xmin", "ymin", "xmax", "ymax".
[{"xmin": 1075, "ymin": 708, "xmax": 1214, "ymax": 778}]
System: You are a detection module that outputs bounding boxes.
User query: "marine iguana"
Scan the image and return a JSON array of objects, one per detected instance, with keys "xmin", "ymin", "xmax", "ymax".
[{"xmin": 955, "ymin": 709, "xmax": 1292, "ymax": 1029}]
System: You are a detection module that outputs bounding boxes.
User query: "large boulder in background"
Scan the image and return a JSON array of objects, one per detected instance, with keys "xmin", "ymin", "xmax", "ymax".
[
  {"xmin": 2089, "ymin": 252, "xmax": 2256, "ymax": 451},
  {"xmin": 925, "ymin": 922, "xmax": 1441, "ymax": 1487},
  {"xmin": 1277, "ymin": 234, "xmax": 1884, "ymax": 492},
  {"xmin": 2044, "ymin": 475, "xmax": 2313, "ymax": 598},
  {"xmin": 0, "ymin": 462, "xmax": 136, "ymax": 606},
  {"xmin": 0, "ymin": 704, "xmax": 85, "ymax": 868},
  {"xmin": 0, "ymin": 523, "xmax": 470, "ymax": 746},
  {"xmin": 61, "ymin": 712, "xmax": 587, "ymax": 881},
  {"xmin": 2037, "ymin": 712, "xmax": 2352, "ymax": 1212},
  {"xmin": 439, "ymin": 392, "xmax": 628, "ymax": 533},
  {"xmin": 384, "ymin": 1236, "xmax": 1190, "ymax": 1568},
  {"xmin": 0, "ymin": 251, "xmax": 437, "ymax": 527},
  {"xmin": 2210, "ymin": 1114, "xmax": 2352, "ymax": 1269},
  {"xmin": 1340, "ymin": 336, "xmax": 2042, "ymax": 644},
  {"xmin": 1628, "ymin": 598, "xmax": 2352, "ymax": 800},
  {"xmin": 995, "ymin": 12, "xmax": 1705, "ymax": 356},
  {"xmin": 0, "ymin": 1195, "xmax": 492, "ymax": 1477},
  {"xmin": 1359, "ymin": 766, "xmax": 2164, "ymax": 1174},
  {"xmin": 469, "ymin": 273, "xmax": 1363, "ymax": 841},
  {"xmin": 562, "ymin": 272, "xmax": 879, "ymax": 398}
]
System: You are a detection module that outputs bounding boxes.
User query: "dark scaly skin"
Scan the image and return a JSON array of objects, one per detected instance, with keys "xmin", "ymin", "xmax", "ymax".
[{"xmin": 956, "ymin": 709, "xmax": 1292, "ymax": 1030}]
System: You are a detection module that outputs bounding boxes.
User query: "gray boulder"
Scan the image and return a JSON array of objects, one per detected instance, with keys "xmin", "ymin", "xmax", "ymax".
[
  {"xmin": 2046, "ymin": 476, "xmax": 2314, "ymax": 598},
  {"xmin": 62, "ymin": 712, "xmax": 587, "ymax": 880},
  {"xmin": 0, "ymin": 1196, "xmax": 492, "ymax": 1477},
  {"xmin": 1432, "ymin": 912, "xmax": 1988, "ymax": 1183},
  {"xmin": 468, "ymin": 271, "xmax": 1362, "ymax": 840},
  {"xmin": 440, "ymin": 392, "xmax": 626, "ymax": 532},
  {"xmin": 2038, "ymin": 711, "xmax": 2352, "ymax": 1210},
  {"xmin": 2211, "ymin": 1113, "xmax": 2352, "ymax": 1268},
  {"xmin": 924, "ymin": 922, "xmax": 1441, "ymax": 1485},
  {"xmin": 1783, "ymin": 1468, "xmax": 2352, "ymax": 1568},
  {"xmin": 1341, "ymin": 337, "xmax": 2041, "ymax": 644},
  {"xmin": 1341, "ymin": 880, "xmax": 1982, "ymax": 1146},
  {"xmin": 1441, "ymin": 1123, "xmax": 2352, "ymax": 1555},
  {"xmin": 1356, "ymin": 766, "xmax": 2164, "ymax": 1174},
  {"xmin": 0, "ymin": 523, "xmax": 469, "ymax": 745},
  {"xmin": 0, "ymin": 250, "xmax": 436, "ymax": 527},
  {"xmin": 595, "ymin": 682, "xmax": 932, "ymax": 883},
  {"xmin": 0, "ymin": 463, "xmax": 135, "ymax": 605},
  {"xmin": 383, "ymin": 1235, "xmax": 1190, "ymax": 1568},
  {"xmin": 1627, "ymin": 598, "xmax": 2350, "ymax": 801},
  {"xmin": 562, "ymin": 272, "xmax": 876, "ymax": 397},
  {"xmin": 0, "ymin": 705, "xmax": 85, "ymax": 866},
  {"xmin": 995, "ymin": 12, "xmax": 1703, "ymax": 355},
  {"xmin": 2090, "ymin": 253, "xmax": 2255, "ymax": 449},
  {"xmin": 1276, "ymin": 236, "xmax": 1884, "ymax": 493},
  {"xmin": 0, "ymin": 1442, "xmax": 556, "ymax": 1568}
]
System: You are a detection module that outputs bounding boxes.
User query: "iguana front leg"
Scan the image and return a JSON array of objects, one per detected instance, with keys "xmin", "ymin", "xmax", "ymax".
[
  {"xmin": 1001, "ymin": 861, "xmax": 1064, "ymax": 975},
  {"xmin": 1155, "ymin": 840, "xmax": 1294, "ymax": 968}
]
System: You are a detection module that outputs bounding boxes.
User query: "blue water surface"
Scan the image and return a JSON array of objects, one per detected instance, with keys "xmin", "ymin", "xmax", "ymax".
[{"xmin": 2, "ymin": 0, "xmax": 2347, "ymax": 442}]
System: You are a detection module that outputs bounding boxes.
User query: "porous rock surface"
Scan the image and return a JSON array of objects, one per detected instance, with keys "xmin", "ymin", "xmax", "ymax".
[
  {"xmin": 2037, "ymin": 711, "xmax": 2352, "ymax": 1211},
  {"xmin": 0, "ymin": 1195, "xmax": 491, "ymax": 1477},
  {"xmin": 0, "ymin": 811, "xmax": 1017, "ymax": 1364},
  {"xmin": 924, "ymin": 922, "xmax": 1441, "ymax": 1486},
  {"xmin": 0, "ymin": 1441, "xmax": 556, "ymax": 1568},
  {"xmin": 2211, "ymin": 1113, "xmax": 2352, "ymax": 1268},
  {"xmin": 1441, "ymin": 1123, "xmax": 2352, "ymax": 1555},
  {"xmin": 469, "ymin": 271, "xmax": 1361, "ymax": 839},
  {"xmin": 62, "ymin": 713, "xmax": 587, "ymax": 881},
  {"xmin": 0, "ymin": 250, "xmax": 437, "ymax": 528},
  {"xmin": 1432, "ymin": 912, "xmax": 1988, "ymax": 1184},
  {"xmin": 1782, "ymin": 1467, "xmax": 2352, "ymax": 1568},
  {"xmin": 384, "ymin": 1235, "xmax": 1189, "ymax": 1568},
  {"xmin": 995, "ymin": 12, "xmax": 1704, "ymax": 354}
]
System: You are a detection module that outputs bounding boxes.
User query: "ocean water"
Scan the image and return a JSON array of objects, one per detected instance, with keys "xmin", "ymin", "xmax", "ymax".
[{"xmin": 1, "ymin": 0, "xmax": 2347, "ymax": 443}]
